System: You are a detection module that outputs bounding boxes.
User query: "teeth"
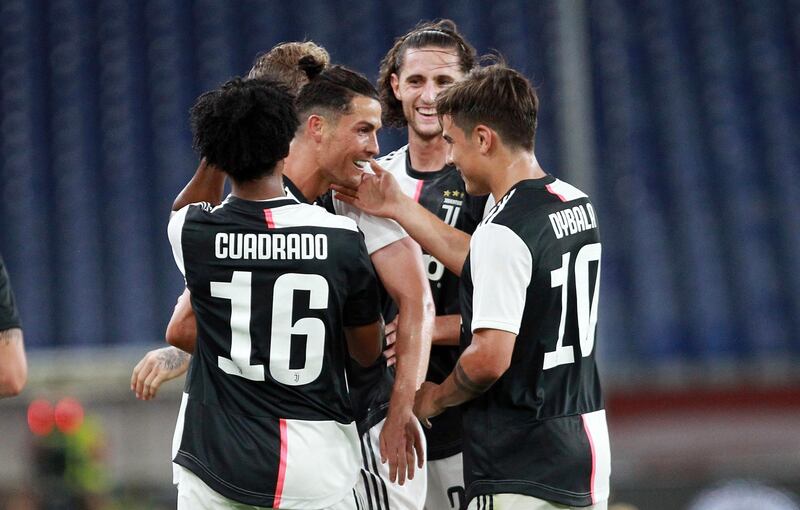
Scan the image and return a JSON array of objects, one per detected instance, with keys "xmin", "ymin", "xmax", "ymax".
[
  {"xmin": 354, "ymin": 160, "xmax": 368, "ymax": 168},
  {"xmin": 417, "ymin": 108, "xmax": 436, "ymax": 116}
]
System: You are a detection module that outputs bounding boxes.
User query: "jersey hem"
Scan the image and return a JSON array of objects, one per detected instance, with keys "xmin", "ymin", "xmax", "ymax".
[
  {"xmin": 426, "ymin": 440, "xmax": 462, "ymax": 461},
  {"xmin": 466, "ymin": 479, "xmax": 596, "ymax": 508},
  {"xmin": 356, "ymin": 401, "xmax": 390, "ymax": 435},
  {"xmin": 0, "ymin": 320, "xmax": 21, "ymax": 331},
  {"xmin": 470, "ymin": 319, "xmax": 520, "ymax": 335}
]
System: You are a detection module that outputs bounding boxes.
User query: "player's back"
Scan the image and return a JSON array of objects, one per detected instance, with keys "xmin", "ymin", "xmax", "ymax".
[
  {"xmin": 168, "ymin": 194, "xmax": 380, "ymax": 509},
  {"xmin": 460, "ymin": 176, "xmax": 610, "ymax": 507}
]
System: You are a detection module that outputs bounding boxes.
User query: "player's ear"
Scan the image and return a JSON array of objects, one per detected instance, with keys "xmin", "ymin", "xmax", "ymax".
[
  {"xmin": 390, "ymin": 73, "xmax": 401, "ymax": 100},
  {"xmin": 307, "ymin": 114, "xmax": 325, "ymax": 143},
  {"xmin": 475, "ymin": 125, "xmax": 493, "ymax": 154}
]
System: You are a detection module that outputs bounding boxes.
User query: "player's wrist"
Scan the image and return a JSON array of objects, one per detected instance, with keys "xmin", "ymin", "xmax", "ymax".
[
  {"xmin": 388, "ymin": 386, "xmax": 415, "ymax": 414},
  {"xmin": 385, "ymin": 193, "xmax": 413, "ymax": 221}
]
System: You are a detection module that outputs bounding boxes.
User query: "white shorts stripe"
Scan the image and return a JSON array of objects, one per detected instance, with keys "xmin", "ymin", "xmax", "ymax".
[
  {"xmin": 581, "ymin": 409, "xmax": 611, "ymax": 504},
  {"xmin": 355, "ymin": 418, "xmax": 427, "ymax": 510}
]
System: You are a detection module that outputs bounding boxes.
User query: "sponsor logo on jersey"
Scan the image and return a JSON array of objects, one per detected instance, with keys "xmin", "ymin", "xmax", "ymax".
[
  {"xmin": 548, "ymin": 203, "xmax": 597, "ymax": 239},
  {"xmin": 215, "ymin": 233, "xmax": 328, "ymax": 260}
]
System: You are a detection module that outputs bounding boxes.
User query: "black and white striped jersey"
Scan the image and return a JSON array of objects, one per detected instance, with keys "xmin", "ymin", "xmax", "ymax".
[
  {"xmin": 168, "ymin": 191, "xmax": 380, "ymax": 509},
  {"xmin": 459, "ymin": 176, "xmax": 610, "ymax": 507},
  {"xmin": 378, "ymin": 145, "xmax": 490, "ymax": 460}
]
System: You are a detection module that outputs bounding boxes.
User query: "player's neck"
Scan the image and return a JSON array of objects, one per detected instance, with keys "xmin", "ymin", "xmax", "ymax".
[
  {"xmin": 407, "ymin": 130, "xmax": 448, "ymax": 172},
  {"xmin": 489, "ymin": 150, "xmax": 546, "ymax": 201},
  {"xmin": 229, "ymin": 165, "xmax": 286, "ymax": 201},
  {"xmin": 283, "ymin": 139, "xmax": 329, "ymax": 202}
]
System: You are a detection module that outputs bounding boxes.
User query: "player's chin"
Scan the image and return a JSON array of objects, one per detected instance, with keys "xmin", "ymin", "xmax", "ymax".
[
  {"xmin": 412, "ymin": 118, "xmax": 441, "ymax": 136},
  {"xmin": 463, "ymin": 177, "xmax": 485, "ymax": 196},
  {"xmin": 345, "ymin": 170, "xmax": 363, "ymax": 188}
]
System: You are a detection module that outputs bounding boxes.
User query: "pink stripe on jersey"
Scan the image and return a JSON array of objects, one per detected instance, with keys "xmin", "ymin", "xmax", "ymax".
[
  {"xmin": 273, "ymin": 418, "xmax": 288, "ymax": 508},
  {"xmin": 545, "ymin": 183, "xmax": 567, "ymax": 202},
  {"xmin": 263, "ymin": 209, "xmax": 275, "ymax": 228},
  {"xmin": 413, "ymin": 180, "xmax": 424, "ymax": 202},
  {"xmin": 582, "ymin": 414, "xmax": 597, "ymax": 504}
]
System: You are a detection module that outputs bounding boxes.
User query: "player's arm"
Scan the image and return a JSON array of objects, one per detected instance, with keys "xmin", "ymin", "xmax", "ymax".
[
  {"xmin": 432, "ymin": 314, "xmax": 461, "ymax": 346},
  {"xmin": 414, "ymin": 328, "xmax": 514, "ymax": 426},
  {"xmin": 334, "ymin": 160, "xmax": 471, "ymax": 275},
  {"xmin": 165, "ymin": 288, "xmax": 197, "ymax": 354},
  {"xmin": 172, "ymin": 158, "xmax": 226, "ymax": 211},
  {"xmin": 384, "ymin": 313, "xmax": 459, "ymax": 366},
  {"xmin": 0, "ymin": 328, "xmax": 26, "ymax": 398},
  {"xmin": 371, "ymin": 236, "xmax": 435, "ymax": 484},
  {"xmin": 130, "ymin": 289, "xmax": 194, "ymax": 400},
  {"xmin": 372, "ymin": 236, "xmax": 435, "ymax": 386},
  {"xmin": 131, "ymin": 346, "xmax": 190, "ymax": 400},
  {"xmin": 0, "ymin": 259, "xmax": 26, "ymax": 398},
  {"xmin": 344, "ymin": 319, "xmax": 384, "ymax": 367},
  {"xmin": 415, "ymin": 222, "xmax": 531, "ymax": 424}
]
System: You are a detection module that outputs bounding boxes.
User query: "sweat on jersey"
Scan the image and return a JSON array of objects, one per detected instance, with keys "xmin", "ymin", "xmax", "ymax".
[
  {"xmin": 459, "ymin": 176, "xmax": 611, "ymax": 507},
  {"xmin": 168, "ymin": 193, "xmax": 381, "ymax": 509}
]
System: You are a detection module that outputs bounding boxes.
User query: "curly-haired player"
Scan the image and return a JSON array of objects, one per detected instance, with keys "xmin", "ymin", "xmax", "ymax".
[{"xmin": 168, "ymin": 76, "xmax": 384, "ymax": 509}]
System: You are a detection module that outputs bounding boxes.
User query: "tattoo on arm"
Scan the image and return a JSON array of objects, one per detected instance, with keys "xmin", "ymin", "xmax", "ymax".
[
  {"xmin": 454, "ymin": 360, "xmax": 494, "ymax": 397},
  {"xmin": 158, "ymin": 348, "xmax": 190, "ymax": 371},
  {"xmin": 0, "ymin": 328, "xmax": 22, "ymax": 346}
]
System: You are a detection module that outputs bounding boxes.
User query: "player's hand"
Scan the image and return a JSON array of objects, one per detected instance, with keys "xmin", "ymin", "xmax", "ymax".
[
  {"xmin": 379, "ymin": 406, "xmax": 425, "ymax": 485},
  {"xmin": 131, "ymin": 347, "xmax": 190, "ymax": 400},
  {"xmin": 332, "ymin": 160, "xmax": 407, "ymax": 219},
  {"xmin": 413, "ymin": 382, "xmax": 444, "ymax": 429},
  {"xmin": 383, "ymin": 316, "xmax": 399, "ymax": 367}
]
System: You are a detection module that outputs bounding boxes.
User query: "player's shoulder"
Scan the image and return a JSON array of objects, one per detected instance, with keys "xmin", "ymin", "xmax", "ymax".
[
  {"xmin": 276, "ymin": 202, "xmax": 360, "ymax": 233},
  {"xmin": 177, "ymin": 200, "xmax": 217, "ymax": 216},
  {"xmin": 485, "ymin": 177, "xmax": 601, "ymax": 251},
  {"xmin": 541, "ymin": 178, "xmax": 589, "ymax": 203},
  {"xmin": 168, "ymin": 201, "xmax": 211, "ymax": 231},
  {"xmin": 375, "ymin": 145, "xmax": 408, "ymax": 172},
  {"xmin": 488, "ymin": 178, "xmax": 590, "ymax": 223}
]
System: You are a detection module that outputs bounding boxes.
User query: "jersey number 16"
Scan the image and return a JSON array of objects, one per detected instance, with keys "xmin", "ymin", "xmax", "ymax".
[{"xmin": 211, "ymin": 271, "xmax": 329, "ymax": 385}]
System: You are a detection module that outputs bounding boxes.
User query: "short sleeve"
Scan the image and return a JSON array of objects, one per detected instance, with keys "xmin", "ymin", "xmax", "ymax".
[
  {"xmin": 0, "ymin": 255, "xmax": 21, "ymax": 331},
  {"xmin": 167, "ymin": 205, "xmax": 191, "ymax": 276},
  {"xmin": 342, "ymin": 233, "xmax": 381, "ymax": 327},
  {"xmin": 470, "ymin": 223, "xmax": 533, "ymax": 334},
  {"xmin": 332, "ymin": 197, "xmax": 408, "ymax": 254}
]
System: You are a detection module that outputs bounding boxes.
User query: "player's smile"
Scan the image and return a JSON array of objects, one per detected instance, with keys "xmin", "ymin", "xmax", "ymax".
[
  {"xmin": 321, "ymin": 96, "xmax": 382, "ymax": 188},
  {"xmin": 392, "ymin": 47, "xmax": 463, "ymax": 140}
]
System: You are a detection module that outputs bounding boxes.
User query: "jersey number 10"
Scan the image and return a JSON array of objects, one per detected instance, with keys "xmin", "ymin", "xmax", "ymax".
[
  {"xmin": 211, "ymin": 271, "xmax": 329, "ymax": 385},
  {"xmin": 542, "ymin": 243, "xmax": 601, "ymax": 370}
]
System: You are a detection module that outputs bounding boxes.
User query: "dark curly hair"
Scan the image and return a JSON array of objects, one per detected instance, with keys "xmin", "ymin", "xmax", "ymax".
[
  {"xmin": 295, "ymin": 65, "xmax": 379, "ymax": 121},
  {"xmin": 377, "ymin": 19, "xmax": 477, "ymax": 128},
  {"xmin": 190, "ymin": 77, "xmax": 299, "ymax": 182},
  {"xmin": 437, "ymin": 63, "xmax": 539, "ymax": 151}
]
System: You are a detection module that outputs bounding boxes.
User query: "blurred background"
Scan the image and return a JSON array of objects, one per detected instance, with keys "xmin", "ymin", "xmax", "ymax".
[{"xmin": 1, "ymin": 0, "xmax": 799, "ymax": 508}]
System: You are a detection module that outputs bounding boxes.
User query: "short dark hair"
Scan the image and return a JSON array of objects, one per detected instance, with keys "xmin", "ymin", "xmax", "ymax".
[
  {"xmin": 190, "ymin": 77, "xmax": 299, "ymax": 182},
  {"xmin": 295, "ymin": 65, "xmax": 379, "ymax": 121},
  {"xmin": 378, "ymin": 19, "xmax": 477, "ymax": 128},
  {"xmin": 248, "ymin": 41, "xmax": 330, "ymax": 93},
  {"xmin": 437, "ymin": 63, "xmax": 539, "ymax": 151}
]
